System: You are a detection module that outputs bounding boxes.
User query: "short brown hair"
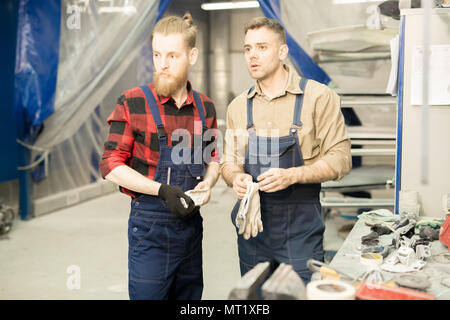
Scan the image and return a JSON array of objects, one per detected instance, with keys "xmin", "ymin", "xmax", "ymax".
[
  {"xmin": 244, "ymin": 17, "xmax": 286, "ymax": 43},
  {"xmin": 152, "ymin": 13, "xmax": 197, "ymax": 48}
]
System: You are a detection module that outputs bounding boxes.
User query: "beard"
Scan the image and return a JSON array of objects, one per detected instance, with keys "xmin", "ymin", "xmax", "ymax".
[{"xmin": 153, "ymin": 68, "xmax": 188, "ymax": 97}]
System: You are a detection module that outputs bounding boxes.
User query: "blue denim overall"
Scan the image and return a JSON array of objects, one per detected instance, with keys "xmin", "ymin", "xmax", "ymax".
[
  {"xmin": 231, "ymin": 78, "xmax": 325, "ymax": 284},
  {"xmin": 127, "ymin": 85, "xmax": 207, "ymax": 300}
]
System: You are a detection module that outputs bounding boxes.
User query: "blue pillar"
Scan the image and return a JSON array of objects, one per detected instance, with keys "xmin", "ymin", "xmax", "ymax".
[
  {"xmin": 394, "ymin": 16, "xmax": 406, "ymax": 215},
  {"xmin": 17, "ymin": 114, "xmax": 33, "ymax": 220}
]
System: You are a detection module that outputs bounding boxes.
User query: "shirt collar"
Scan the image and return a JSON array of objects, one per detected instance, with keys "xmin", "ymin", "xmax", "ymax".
[
  {"xmin": 246, "ymin": 64, "xmax": 303, "ymax": 99},
  {"xmin": 157, "ymin": 81, "xmax": 195, "ymax": 107}
]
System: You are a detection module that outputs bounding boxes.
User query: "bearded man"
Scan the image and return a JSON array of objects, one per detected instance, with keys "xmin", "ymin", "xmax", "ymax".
[{"xmin": 100, "ymin": 13, "xmax": 219, "ymax": 300}]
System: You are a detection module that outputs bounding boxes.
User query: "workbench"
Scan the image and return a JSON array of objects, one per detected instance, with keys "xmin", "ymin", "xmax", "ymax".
[{"xmin": 329, "ymin": 217, "xmax": 450, "ymax": 299}]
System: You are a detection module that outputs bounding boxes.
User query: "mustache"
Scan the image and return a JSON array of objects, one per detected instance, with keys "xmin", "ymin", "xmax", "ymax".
[{"xmin": 155, "ymin": 71, "xmax": 172, "ymax": 77}]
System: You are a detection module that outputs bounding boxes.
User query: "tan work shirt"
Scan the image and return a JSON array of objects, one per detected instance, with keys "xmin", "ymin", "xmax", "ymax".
[{"xmin": 221, "ymin": 65, "xmax": 352, "ymax": 181}]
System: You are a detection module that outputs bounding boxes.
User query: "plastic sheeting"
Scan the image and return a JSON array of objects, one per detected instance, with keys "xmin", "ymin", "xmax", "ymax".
[
  {"xmin": 278, "ymin": 0, "xmax": 400, "ymax": 94},
  {"xmin": 13, "ymin": 0, "xmax": 169, "ymax": 204},
  {"xmin": 34, "ymin": 0, "xmax": 160, "ymax": 150},
  {"xmin": 14, "ymin": 0, "xmax": 61, "ymax": 133}
]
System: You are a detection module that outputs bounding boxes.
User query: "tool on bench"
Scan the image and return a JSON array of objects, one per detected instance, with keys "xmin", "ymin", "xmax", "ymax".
[
  {"xmin": 228, "ymin": 262, "xmax": 307, "ymax": 300},
  {"xmin": 362, "ymin": 245, "xmax": 390, "ymax": 258},
  {"xmin": 306, "ymin": 259, "xmax": 354, "ymax": 282},
  {"xmin": 228, "ymin": 262, "xmax": 271, "ymax": 300},
  {"xmin": 393, "ymin": 272, "xmax": 431, "ymax": 291},
  {"xmin": 261, "ymin": 263, "xmax": 306, "ymax": 300},
  {"xmin": 360, "ymin": 253, "xmax": 383, "ymax": 266}
]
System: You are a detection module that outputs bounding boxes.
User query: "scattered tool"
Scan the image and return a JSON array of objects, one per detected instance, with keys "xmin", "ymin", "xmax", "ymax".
[
  {"xmin": 261, "ymin": 263, "xmax": 306, "ymax": 300},
  {"xmin": 419, "ymin": 225, "xmax": 440, "ymax": 241},
  {"xmin": 361, "ymin": 231, "xmax": 380, "ymax": 246},
  {"xmin": 432, "ymin": 252, "xmax": 450, "ymax": 264},
  {"xmin": 360, "ymin": 253, "xmax": 383, "ymax": 266},
  {"xmin": 306, "ymin": 259, "xmax": 354, "ymax": 282},
  {"xmin": 362, "ymin": 245, "xmax": 390, "ymax": 258},
  {"xmin": 393, "ymin": 272, "xmax": 431, "ymax": 291},
  {"xmin": 392, "ymin": 215, "xmax": 409, "ymax": 230},
  {"xmin": 371, "ymin": 224, "xmax": 393, "ymax": 235},
  {"xmin": 228, "ymin": 262, "xmax": 270, "ymax": 300},
  {"xmin": 396, "ymin": 220, "xmax": 417, "ymax": 238},
  {"xmin": 415, "ymin": 244, "xmax": 431, "ymax": 261},
  {"xmin": 355, "ymin": 265, "xmax": 385, "ymax": 288},
  {"xmin": 397, "ymin": 246, "xmax": 416, "ymax": 266},
  {"xmin": 412, "ymin": 238, "xmax": 430, "ymax": 251},
  {"xmin": 414, "ymin": 218, "xmax": 444, "ymax": 234}
]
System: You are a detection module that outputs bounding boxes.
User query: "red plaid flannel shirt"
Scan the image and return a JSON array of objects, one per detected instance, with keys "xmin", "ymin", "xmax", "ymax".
[{"xmin": 100, "ymin": 82, "xmax": 218, "ymax": 199}]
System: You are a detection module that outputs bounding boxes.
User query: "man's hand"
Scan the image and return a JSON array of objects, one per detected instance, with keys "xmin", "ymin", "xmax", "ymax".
[
  {"xmin": 257, "ymin": 168, "xmax": 294, "ymax": 193},
  {"xmin": 193, "ymin": 180, "xmax": 211, "ymax": 205},
  {"xmin": 232, "ymin": 173, "xmax": 253, "ymax": 199},
  {"xmin": 158, "ymin": 184, "xmax": 197, "ymax": 218}
]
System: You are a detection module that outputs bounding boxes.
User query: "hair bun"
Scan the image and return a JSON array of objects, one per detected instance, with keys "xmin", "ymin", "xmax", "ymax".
[{"xmin": 183, "ymin": 12, "xmax": 193, "ymax": 26}]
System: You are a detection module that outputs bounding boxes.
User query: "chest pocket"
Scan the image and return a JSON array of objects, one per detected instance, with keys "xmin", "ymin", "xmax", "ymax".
[
  {"xmin": 247, "ymin": 135, "xmax": 299, "ymax": 170},
  {"xmin": 247, "ymin": 136, "xmax": 296, "ymax": 157}
]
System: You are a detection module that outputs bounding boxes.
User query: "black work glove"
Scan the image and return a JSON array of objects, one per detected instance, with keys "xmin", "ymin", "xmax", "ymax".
[{"xmin": 158, "ymin": 184, "xmax": 197, "ymax": 219}]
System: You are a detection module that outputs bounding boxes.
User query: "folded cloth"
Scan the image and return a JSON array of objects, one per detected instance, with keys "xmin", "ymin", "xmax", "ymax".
[
  {"xmin": 236, "ymin": 180, "xmax": 263, "ymax": 240},
  {"xmin": 357, "ymin": 209, "xmax": 398, "ymax": 222}
]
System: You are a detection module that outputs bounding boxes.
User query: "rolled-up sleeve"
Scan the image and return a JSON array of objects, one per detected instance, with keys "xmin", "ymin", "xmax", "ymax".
[
  {"xmin": 314, "ymin": 88, "xmax": 352, "ymax": 181},
  {"xmin": 99, "ymin": 95, "xmax": 135, "ymax": 178},
  {"xmin": 220, "ymin": 102, "xmax": 246, "ymax": 175}
]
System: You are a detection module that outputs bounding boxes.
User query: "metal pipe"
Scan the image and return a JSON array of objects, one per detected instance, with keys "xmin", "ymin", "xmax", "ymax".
[{"xmin": 421, "ymin": 0, "xmax": 432, "ymax": 185}]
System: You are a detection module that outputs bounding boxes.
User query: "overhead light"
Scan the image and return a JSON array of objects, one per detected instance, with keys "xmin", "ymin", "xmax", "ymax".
[
  {"xmin": 201, "ymin": 1, "xmax": 260, "ymax": 11},
  {"xmin": 332, "ymin": 0, "xmax": 381, "ymax": 4}
]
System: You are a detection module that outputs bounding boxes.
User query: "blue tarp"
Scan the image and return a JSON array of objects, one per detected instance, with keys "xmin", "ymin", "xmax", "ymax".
[
  {"xmin": 12, "ymin": 0, "xmax": 171, "ymax": 219},
  {"xmin": 13, "ymin": 0, "xmax": 171, "ymax": 143},
  {"xmin": 14, "ymin": 0, "xmax": 61, "ymax": 141},
  {"xmin": 157, "ymin": 0, "xmax": 171, "ymax": 20}
]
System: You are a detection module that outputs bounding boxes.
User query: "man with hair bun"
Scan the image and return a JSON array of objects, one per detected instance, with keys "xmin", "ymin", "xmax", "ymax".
[{"xmin": 100, "ymin": 13, "xmax": 219, "ymax": 300}]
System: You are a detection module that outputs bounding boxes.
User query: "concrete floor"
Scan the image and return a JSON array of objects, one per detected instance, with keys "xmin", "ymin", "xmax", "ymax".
[{"xmin": 0, "ymin": 177, "xmax": 368, "ymax": 300}]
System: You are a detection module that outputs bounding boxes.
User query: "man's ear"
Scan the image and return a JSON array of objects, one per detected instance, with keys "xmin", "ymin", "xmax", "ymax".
[
  {"xmin": 189, "ymin": 47, "xmax": 199, "ymax": 65},
  {"xmin": 279, "ymin": 43, "xmax": 289, "ymax": 60}
]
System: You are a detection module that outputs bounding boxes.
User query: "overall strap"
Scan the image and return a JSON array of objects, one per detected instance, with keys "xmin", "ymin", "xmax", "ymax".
[
  {"xmin": 140, "ymin": 85, "xmax": 167, "ymax": 138},
  {"xmin": 292, "ymin": 78, "xmax": 308, "ymax": 127},
  {"xmin": 192, "ymin": 90, "xmax": 207, "ymax": 131},
  {"xmin": 246, "ymin": 86, "xmax": 256, "ymax": 130}
]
